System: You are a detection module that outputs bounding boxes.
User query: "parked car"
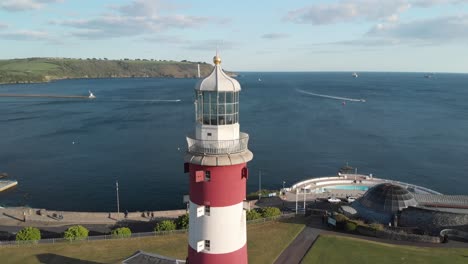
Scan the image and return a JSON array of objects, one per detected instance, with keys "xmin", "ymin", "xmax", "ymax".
[
  {"xmin": 346, "ymin": 196, "xmax": 357, "ymax": 203},
  {"xmin": 327, "ymin": 197, "xmax": 341, "ymax": 203}
]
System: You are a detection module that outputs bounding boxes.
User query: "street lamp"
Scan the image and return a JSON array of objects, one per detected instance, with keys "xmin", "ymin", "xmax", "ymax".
[
  {"xmin": 258, "ymin": 170, "xmax": 262, "ymax": 200},
  {"xmin": 303, "ymin": 185, "xmax": 311, "ymax": 215},
  {"xmin": 258, "ymin": 169, "xmax": 268, "ymax": 200},
  {"xmin": 116, "ymin": 180, "xmax": 120, "ymax": 217},
  {"xmin": 295, "ymin": 188, "xmax": 298, "ymax": 215}
]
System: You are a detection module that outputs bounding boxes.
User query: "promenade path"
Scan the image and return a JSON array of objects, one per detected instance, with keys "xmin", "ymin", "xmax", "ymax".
[{"xmin": 0, "ymin": 207, "xmax": 186, "ymax": 228}]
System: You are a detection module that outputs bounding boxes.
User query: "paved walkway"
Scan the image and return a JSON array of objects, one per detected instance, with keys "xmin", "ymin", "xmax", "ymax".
[
  {"xmin": 274, "ymin": 218, "xmax": 322, "ymax": 264},
  {"xmin": 0, "ymin": 207, "xmax": 186, "ymax": 228}
]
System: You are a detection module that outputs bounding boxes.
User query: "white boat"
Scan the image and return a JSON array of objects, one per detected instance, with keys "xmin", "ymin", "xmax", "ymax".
[
  {"xmin": 352, "ymin": 72, "xmax": 358, "ymax": 78},
  {"xmin": 88, "ymin": 90, "xmax": 96, "ymax": 99},
  {"xmin": 0, "ymin": 180, "xmax": 18, "ymax": 192},
  {"xmin": 258, "ymin": 78, "xmax": 262, "ymax": 82}
]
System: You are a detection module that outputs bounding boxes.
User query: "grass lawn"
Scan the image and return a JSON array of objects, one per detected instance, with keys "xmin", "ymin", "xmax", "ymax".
[
  {"xmin": 0, "ymin": 61, "xmax": 58, "ymax": 73},
  {"xmin": 248, "ymin": 217, "xmax": 307, "ymax": 264},
  {"xmin": 302, "ymin": 235, "xmax": 468, "ymax": 264},
  {"xmin": 0, "ymin": 218, "xmax": 306, "ymax": 264}
]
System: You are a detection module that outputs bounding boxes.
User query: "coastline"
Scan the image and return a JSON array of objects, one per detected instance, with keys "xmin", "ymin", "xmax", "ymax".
[{"xmin": 0, "ymin": 75, "xmax": 197, "ymax": 86}]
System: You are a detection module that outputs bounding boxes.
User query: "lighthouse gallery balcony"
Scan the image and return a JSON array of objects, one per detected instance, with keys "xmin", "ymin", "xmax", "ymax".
[{"xmin": 186, "ymin": 132, "xmax": 249, "ymax": 155}]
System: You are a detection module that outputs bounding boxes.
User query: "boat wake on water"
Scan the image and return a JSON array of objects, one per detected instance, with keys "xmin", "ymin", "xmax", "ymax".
[
  {"xmin": 104, "ymin": 99, "xmax": 182, "ymax": 103},
  {"xmin": 296, "ymin": 89, "xmax": 366, "ymax": 102},
  {"xmin": 0, "ymin": 98, "xmax": 182, "ymax": 104}
]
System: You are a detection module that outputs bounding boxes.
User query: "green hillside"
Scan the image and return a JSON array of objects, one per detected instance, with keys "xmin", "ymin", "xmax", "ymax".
[{"xmin": 0, "ymin": 58, "xmax": 214, "ymax": 84}]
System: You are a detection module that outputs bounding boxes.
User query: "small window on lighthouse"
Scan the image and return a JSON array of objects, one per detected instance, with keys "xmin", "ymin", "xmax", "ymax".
[
  {"xmin": 196, "ymin": 240, "xmax": 205, "ymax": 252},
  {"xmin": 205, "ymin": 171, "xmax": 211, "ymax": 182},
  {"xmin": 204, "ymin": 240, "xmax": 211, "ymax": 251},
  {"xmin": 205, "ymin": 206, "xmax": 211, "ymax": 216}
]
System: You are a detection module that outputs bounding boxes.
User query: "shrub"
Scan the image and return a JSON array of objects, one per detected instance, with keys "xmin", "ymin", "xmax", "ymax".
[
  {"xmin": 64, "ymin": 225, "xmax": 89, "ymax": 241},
  {"xmin": 334, "ymin": 213, "xmax": 349, "ymax": 223},
  {"xmin": 155, "ymin": 220, "xmax": 176, "ymax": 232},
  {"xmin": 369, "ymin": 223, "xmax": 384, "ymax": 231},
  {"xmin": 16, "ymin": 227, "xmax": 41, "ymax": 243},
  {"xmin": 353, "ymin": 219, "xmax": 366, "ymax": 226},
  {"xmin": 259, "ymin": 207, "xmax": 281, "ymax": 218},
  {"xmin": 246, "ymin": 209, "xmax": 262, "ymax": 220},
  {"xmin": 111, "ymin": 227, "xmax": 131, "ymax": 238},
  {"xmin": 175, "ymin": 214, "xmax": 189, "ymax": 230},
  {"xmin": 345, "ymin": 221, "xmax": 357, "ymax": 232}
]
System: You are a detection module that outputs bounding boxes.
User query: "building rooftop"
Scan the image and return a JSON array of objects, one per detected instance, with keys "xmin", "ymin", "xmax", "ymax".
[
  {"xmin": 359, "ymin": 183, "xmax": 418, "ymax": 213},
  {"xmin": 122, "ymin": 250, "xmax": 185, "ymax": 264},
  {"xmin": 194, "ymin": 54, "xmax": 241, "ymax": 92}
]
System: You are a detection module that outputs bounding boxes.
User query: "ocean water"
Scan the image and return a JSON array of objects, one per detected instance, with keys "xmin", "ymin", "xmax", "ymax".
[{"xmin": 0, "ymin": 72, "xmax": 467, "ymax": 211}]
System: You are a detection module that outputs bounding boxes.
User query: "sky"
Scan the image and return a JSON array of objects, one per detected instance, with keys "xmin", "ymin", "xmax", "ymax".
[{"xmin": 0, "ymin": 0, "xmax": 468, "ymax": 72}]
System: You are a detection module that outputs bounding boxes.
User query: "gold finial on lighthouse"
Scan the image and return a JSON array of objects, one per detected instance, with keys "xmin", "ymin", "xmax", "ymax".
[
  {"xmin": 213, "ymin": 54, "xmax": 221, "ymax": 65},
  {"xmin": 213, "ymin": 48, "xmax": 221, "ymax": 65}
]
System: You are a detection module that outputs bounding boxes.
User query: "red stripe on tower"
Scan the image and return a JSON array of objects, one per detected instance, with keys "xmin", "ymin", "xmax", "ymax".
[
  {"xmin": 189, "ymin": 164, "xmax": 247, "ymax": 207},
  {"xmin": 184, "ymin": 53, "xmax": 253, "ymax": 264}
]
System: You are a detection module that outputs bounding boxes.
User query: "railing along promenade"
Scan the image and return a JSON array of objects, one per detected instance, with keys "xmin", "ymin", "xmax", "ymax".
[
  {"xmin": 0, "ymin": 213, "xmax": 296, "ymax": 247},
  {"xmin": 186, "ymin": 132, "xmax": 249, "ymax": 155}
]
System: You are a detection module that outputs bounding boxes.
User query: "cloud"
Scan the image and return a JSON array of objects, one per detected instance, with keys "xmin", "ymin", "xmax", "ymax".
[
  {"xmin": 143, "ymin": 35, "xmax": 186, "ymax": 44},
  {"xmin": 140, "ymin": 36, "xmax": 238, "ymax": 50},
  {"xmin": 0, "ymin": 0, "xmax": 62, "ymax": 12},
  {"xmin": 326, "ymin": 38, "xmax": 403, "ymax": 47},
  {"xmin": 52, "ymin": 0, "xmax": 225, "ymax": 39},
  {"xmin": 184, "ymin": 40, "xmax": 239, "ymax": 50},
  {"xmin": 261, "ymin": 33, "xmax": 290, "ymax": 40},
  {"xmin": 0, "ymin": 23, "xmax": 8, "ymax": 29},
  {"xmin": 285, "ymin": 0, "xmax": 468, "ymax": 25},
  {"xmin": 313, "ymin": 14, "xmax": 468, "ymax": 48},
  {"xmin": 412, "ymin": 0, "xmax": 468, "ymax": 7},
  {"xmin": 285, "ymin": 0, "xmax": 411, "ymax": 24},
  {"xmin": 0, "ymin": 30, "xmax": 52, "ymax": 41},
  {"xmin": 54, "ymin": 15, "xmax": 214, "ymax": 39},
  {"xmin": 114, "ymin": 0, "xmax": 185, "ymax": 17},
  {"xmin": 366, "ymin": 15, "xmax": 468, "ymax": 43}
]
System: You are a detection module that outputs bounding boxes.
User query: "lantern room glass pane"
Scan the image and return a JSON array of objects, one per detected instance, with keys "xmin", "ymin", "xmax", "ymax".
[
  {"xmin": 226, "ymin": 92, "xmax": 233, "ymax": 103},
  {"xmin": 210, "ymin": 103, "xmax": 217, "ymax": 114},
  {"xmin": 226, "ymin": 104, "xmax": 233, "ymax": 114},
  {"xmin": 218, "ymin": 105, "xmax": 225, "ymax": 115},
  {"xmin": 203, "ymin": 103, "xmax": 210, "ymax": 114},
  {"xmin": 218, "ymin": 115, "xmax": 225, "ymax": 125},
  {"xmin": 196, "ymin": 91, "xmax": 240, "ymax": 125},
  {"xmin": 218, "ymin": 92, "xmax": 225, "ymax": 104},
  {"xmin": 203, "ymin": 115, "xmax": 210, "ymax": 124},
  {"xmin": 225, "ymin": 114, "xmax": 233, "ymax": 124}
]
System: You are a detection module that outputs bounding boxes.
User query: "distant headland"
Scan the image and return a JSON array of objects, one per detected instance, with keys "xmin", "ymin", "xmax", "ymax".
[{"xmin": 0, "ymin": 57, "xmax": 221, "ymax": 84}]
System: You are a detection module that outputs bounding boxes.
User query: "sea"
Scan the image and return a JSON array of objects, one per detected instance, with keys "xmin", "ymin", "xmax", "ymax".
[{"xmin": 0, "ymin": 72, "xmax": 467, "ymax": 212}]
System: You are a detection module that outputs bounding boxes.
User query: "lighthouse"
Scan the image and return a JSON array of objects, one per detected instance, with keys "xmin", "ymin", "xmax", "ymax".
[{"xmin": 184, "ymin": 53, "xmax": 253, "ymax": 264}]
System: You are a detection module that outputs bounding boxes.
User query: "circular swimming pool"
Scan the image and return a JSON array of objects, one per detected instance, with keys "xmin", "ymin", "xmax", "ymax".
[{"xmin": 322, "ymin": 185, "xmax": 370, "ymax": 191}]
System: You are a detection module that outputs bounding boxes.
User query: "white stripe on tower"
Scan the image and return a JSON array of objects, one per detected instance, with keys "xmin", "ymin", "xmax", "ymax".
[{"xmin": 188, "ymin": 201, "xmax": 246, "ymax": 254}]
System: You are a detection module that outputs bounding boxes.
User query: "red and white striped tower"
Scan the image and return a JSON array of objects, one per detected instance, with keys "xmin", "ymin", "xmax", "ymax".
[{"xmin": 184, "ymin": 53, "xmax": 253, "ymax": 264}]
